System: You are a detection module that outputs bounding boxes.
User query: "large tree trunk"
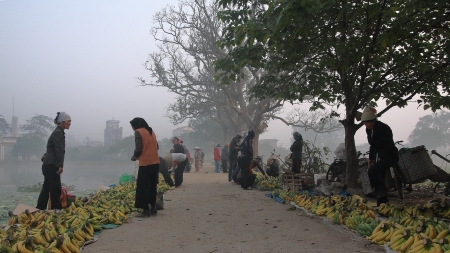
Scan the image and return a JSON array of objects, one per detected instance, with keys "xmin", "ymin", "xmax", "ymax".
[{"xmin": 343, "ymin": 118, "xmax": 359, "ymax": 187}]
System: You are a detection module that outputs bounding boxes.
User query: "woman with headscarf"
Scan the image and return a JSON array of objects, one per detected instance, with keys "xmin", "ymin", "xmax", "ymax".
[
  {"xmin": 36, "ymin": 112, "xmax": 71, "ymax": 210},
  {"xmin": 290, "ymin": 132, "xmax": 303, "ymax": 174},
  {"xmin": 237, "ymin": 130, "xmax": 255, "ymax": 189},
  {"xmin": 361, "ymin": 106, "xmax": 398, "ymax": 206},
  {"xmin": 130, "ymin": 117, "xmax": 160, "ymax": 217}
]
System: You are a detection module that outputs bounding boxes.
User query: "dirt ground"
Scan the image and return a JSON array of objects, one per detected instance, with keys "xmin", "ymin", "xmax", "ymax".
[
  {"xmin": 81, "ymin": 165, "xmax": 385, "ymax": 253},
  {"xmin": 348, "ymin": 183, "xmax": 444, "ymax": 207}
]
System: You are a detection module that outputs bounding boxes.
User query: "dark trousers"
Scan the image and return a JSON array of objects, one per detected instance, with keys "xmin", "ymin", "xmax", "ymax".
[
  {"xmin": 36, "ymin": 164, "xmax": 62, "ymax": 210},
  {"xmin": 174, "ymin": 160, "xmax": 187, "ymax": 186},
  {"xmin": 221, "ymin": 160, "xmax": 228, "ymax": 173},
  {"xmin": 292, "ymin": 159, "xmax": 302, "ymax": 173},
  {"xmin": 237, "ymin": 156, "xmax": 252, "ymax": 189},
  {"xmin": 368, "ymin": 156, "xmax": 398, "ymax": 203},
  {"xmin": 229, "ymin": 159, "xmax": 237, "ymax": 182},
  {"xmin": 135, "ymin": 164, "xmax": 159, "ymax": 209}
]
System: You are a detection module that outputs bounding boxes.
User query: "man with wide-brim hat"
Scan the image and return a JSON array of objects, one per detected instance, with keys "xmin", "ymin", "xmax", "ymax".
[{"xmin": 360, "ymin": 106, "xmax": 399, "ymax": 206}]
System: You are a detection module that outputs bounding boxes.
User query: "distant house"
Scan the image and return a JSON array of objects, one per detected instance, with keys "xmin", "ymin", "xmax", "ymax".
[
  {"xmin": 0, "ymin": 116, "xmax": 18, "ymax": 160},
  {"xmin": 104, "ymin": 119, "xmax": 122, "ymax": 147},
  {"xmin": 172, "ymin": 126, "xmax": 193, "ymax": 138}
]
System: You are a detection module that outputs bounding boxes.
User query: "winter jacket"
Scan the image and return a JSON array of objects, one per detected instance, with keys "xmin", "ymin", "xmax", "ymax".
[
  {"xmin": 239, "ymin": 137, "xmax": 253, "ymax": 159},
  {"xmin": 221, "ymin": 146, "xmax": 229, "ymax": 161},
  {"xmin": 290, "ymin": 139, "xmax": 303, "ymax": 160},
  {"xmin": 213, "ymin": 147, "xmax": 221, "ymax": 161},
  {"xmin": 366, "ymin": 121, "xmax": 398, "ymax": 161},
  {"xmin": 229, "ymin": 137, "xmax": 240, "ymax": 160},
  {"xmin": 43, "ymin": 126, "xmax": 66, "ymax": 167}
]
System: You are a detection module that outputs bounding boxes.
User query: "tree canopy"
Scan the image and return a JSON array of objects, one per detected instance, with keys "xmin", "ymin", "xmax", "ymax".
[
  {"xmin": 0, "ymin": 115, "xmax": 10, "ymax": 138},
  {"xmin": 408, "ymin": 111, "xmax": 450, "ymax": 150},
  {"xmin": 215, "ymin": 0, "xmax": 450, "ymax": 186},
  {"xmin": 20, "ymin": 114, "xmax": 55, "ymax": 139}
]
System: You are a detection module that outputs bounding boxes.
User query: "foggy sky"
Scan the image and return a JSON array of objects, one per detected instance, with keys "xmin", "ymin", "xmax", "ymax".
[{"xmin": 0, "ymin": 0, "xmax": 436, "ymax": 149}]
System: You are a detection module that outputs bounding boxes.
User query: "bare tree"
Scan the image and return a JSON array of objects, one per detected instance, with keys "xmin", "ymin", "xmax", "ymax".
[{"xmin": 138, "ymin": 0, "xmax": 285, "ymax": 153}]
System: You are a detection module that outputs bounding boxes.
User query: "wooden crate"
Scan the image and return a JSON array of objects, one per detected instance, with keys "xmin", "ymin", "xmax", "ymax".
[{"xmin": 282, "ymin": 173, "xmax": 315, "ymax": 191}]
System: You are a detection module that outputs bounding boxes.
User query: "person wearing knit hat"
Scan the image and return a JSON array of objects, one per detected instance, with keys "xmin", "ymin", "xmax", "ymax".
[
  {"xmin": 361, "ymin": 106, "xmax": 377, "ymax": 122},
  {"xmin": 36, "ymin": 112, "xmax": 72, "ymax": 210},
  {"xmin": 362, "ymin": 106, "xmax": 399, "ymax": 206}
]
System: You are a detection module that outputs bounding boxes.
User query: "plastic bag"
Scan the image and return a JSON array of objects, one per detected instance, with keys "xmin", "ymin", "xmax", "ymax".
[{"xmin": 334, "ymin": 143, "xmax": 347, "ymax": 160}]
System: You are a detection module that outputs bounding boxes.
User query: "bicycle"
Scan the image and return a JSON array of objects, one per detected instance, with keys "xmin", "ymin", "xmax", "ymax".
[{"xmin": 326, "ymin": 151, "xmax": 364, "ymax": 183}]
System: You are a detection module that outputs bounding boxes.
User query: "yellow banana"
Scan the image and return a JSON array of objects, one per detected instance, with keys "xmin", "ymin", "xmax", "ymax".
[{"xmin": 17, "ymin": 241, "xmax": 32, "ymax": 253}]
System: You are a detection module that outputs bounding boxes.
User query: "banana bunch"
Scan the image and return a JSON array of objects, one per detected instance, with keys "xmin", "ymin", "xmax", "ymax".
[
  {"xmin": 255, "ymin": 174, "xmax": 282, "ymax": 190},
  {"xmin": 407, "ymin": 237, "xmax": 441, "ymax": 253},
  {"xmin": 366, "ymin": 221, "xmax": 395, "ymax": 245},
  {"xmin": 412, "ymin": 204, "xmax": 434, "ymax": 218},
  {"xmin": 377, "ymin": 203, "xmax": 412, "ymax": 218}
]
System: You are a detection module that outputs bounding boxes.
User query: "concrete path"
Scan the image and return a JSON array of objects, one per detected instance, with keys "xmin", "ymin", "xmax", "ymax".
[{"xmin": 81, "ymin": 168, "xmax": 384, "ymax": 253}]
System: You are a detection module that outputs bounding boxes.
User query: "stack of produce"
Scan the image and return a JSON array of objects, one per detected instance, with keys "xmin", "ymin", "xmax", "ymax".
[
  {"xmin": 0, "ymin": 176, "xmax": 171, "ymax": 253},
  {"xmin": 254, "ymin": 174, "xmax": 282, "ymax": 190}
]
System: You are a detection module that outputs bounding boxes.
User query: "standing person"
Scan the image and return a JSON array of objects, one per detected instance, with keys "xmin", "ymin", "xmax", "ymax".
[
  {"xmin": 180, "ymin": 139, "xmax": 192, "ymax": 173},
  {"xmin": 228, "ymin": 134, "xmax": 242, "ymax": 182},
  {"xmin": 213, "ymin": 144, "xmax": 221, "ymax": 173},
  {"xmin": 221, "ymin": 143, "xmax": 230, "ymax": 173},
  {"xmin": 237, "ymin": 130, "xmax": 255, "ymax": 190},
  {"xmin": 170, "ymin": 137, "xmax": 186, "ymax": 187},
  {"xmin": 290, "ymin": 132, "xmax": 303, "ymax": 173},
  {"xmin": 36, "ymin": 112, "xmax": 71, "ymax": 210},
  {"xmin": 361, "ymin": 106, "xmax": 399, "ymax": 206},
  {"xmin": 194, "ymin": 147, "xmax": 203, "ymax": 172},
  {"xmin": 130, "ymin": 117, "xmax": 160, "ymax": 217}
]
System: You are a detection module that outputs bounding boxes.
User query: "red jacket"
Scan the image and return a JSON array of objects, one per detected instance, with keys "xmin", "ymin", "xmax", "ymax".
[{"xmin": 213, "ymin": 147, "xmax": 221, "ymax": 161}]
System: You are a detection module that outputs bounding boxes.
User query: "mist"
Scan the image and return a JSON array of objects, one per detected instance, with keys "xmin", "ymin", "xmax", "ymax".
[{"xmin": 1, "ymin": 0, "xmax": 449, "ymax": 200}]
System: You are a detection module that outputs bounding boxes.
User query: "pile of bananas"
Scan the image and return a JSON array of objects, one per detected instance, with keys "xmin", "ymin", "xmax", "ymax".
[
  {"xmin": 0, "ymin": 180, "xmax": 168, "ymax": 253},
  {"xmin": 290, "ymin": 193, "xmax": 377, "ymax": 228},
  {"xmin": 365, "ymin": 217, "xmax": 450, "ymax": 252},
  {"xmin": 254, "ymin": 174, "xmax": 282, "ymax": 190},
  {"xmin": 378, "ymin": 203, "xmax": 434, "ymax": 219}
]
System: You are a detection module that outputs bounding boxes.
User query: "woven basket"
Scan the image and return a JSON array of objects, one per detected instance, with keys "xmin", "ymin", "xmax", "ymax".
[
  {"xmin": 358, "ymin": 164, "xmax": 375, "ymax": 195},
  {"xmin": 397, "ymin": 146, "xmax": 437, "ymax": 184}
]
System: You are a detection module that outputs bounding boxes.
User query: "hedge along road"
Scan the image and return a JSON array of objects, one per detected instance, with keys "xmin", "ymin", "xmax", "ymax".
[{"xmin": 81, "ymin": 165, "xmax": 384, "ymax": 253}]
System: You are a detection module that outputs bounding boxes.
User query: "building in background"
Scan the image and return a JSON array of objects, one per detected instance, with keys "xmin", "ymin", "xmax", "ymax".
[
  {"xmin": 172, "ymin": 126, "xmax": 193, "ymax": 138},
  {"xmin": 0, "ymin": 116, "xmax": 18, "ymax": 160},
  {"xmin": 104, "ymin": 119, "xmax": 122, "ymax": 147}
]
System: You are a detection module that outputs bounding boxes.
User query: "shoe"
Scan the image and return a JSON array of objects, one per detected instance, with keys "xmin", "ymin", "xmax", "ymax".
[
  {"xmin": 243, "ymin": 187, "xmax": 253, "ymax": 190},
  {"xmin": 135, "ymin": 210, "xmax": 151, "ymax": 217},
  {"xmin": 150, "ymin": 206, "xmax": 157, "ymax": 215}
]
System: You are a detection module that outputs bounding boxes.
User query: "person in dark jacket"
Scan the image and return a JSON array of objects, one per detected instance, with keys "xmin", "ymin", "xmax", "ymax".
[
  {"xmin": 290, "ymin": 132, "xmax": 303, "ymax": 173},
  {"xmin": 130, "ymin": 117, "xmax": 160, "ymax": 217},
  {"xmin": 237, "ymin": 130, "xmax": 255, "ymax": 189},
  {"xmin": 221, "ymin": 143, "xmax": 230, "ymax": 173},
  {"xmin": 265, "ymin": 156, "xmax": 280, "ymax": 177},
  {"xmin": 228, "ymin": 134, "xmax": 242, "ymax": 182},
  {"xmin": 362, "ymin": 106, "xmax": 399, "ymax": 206},
  {"xmin": 170, "ymin": 137, "xmax": 186, "ymax": 187},
  {"xmin": 36, "ymin": 112, "xmax": 71, "ymax": 210}
]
